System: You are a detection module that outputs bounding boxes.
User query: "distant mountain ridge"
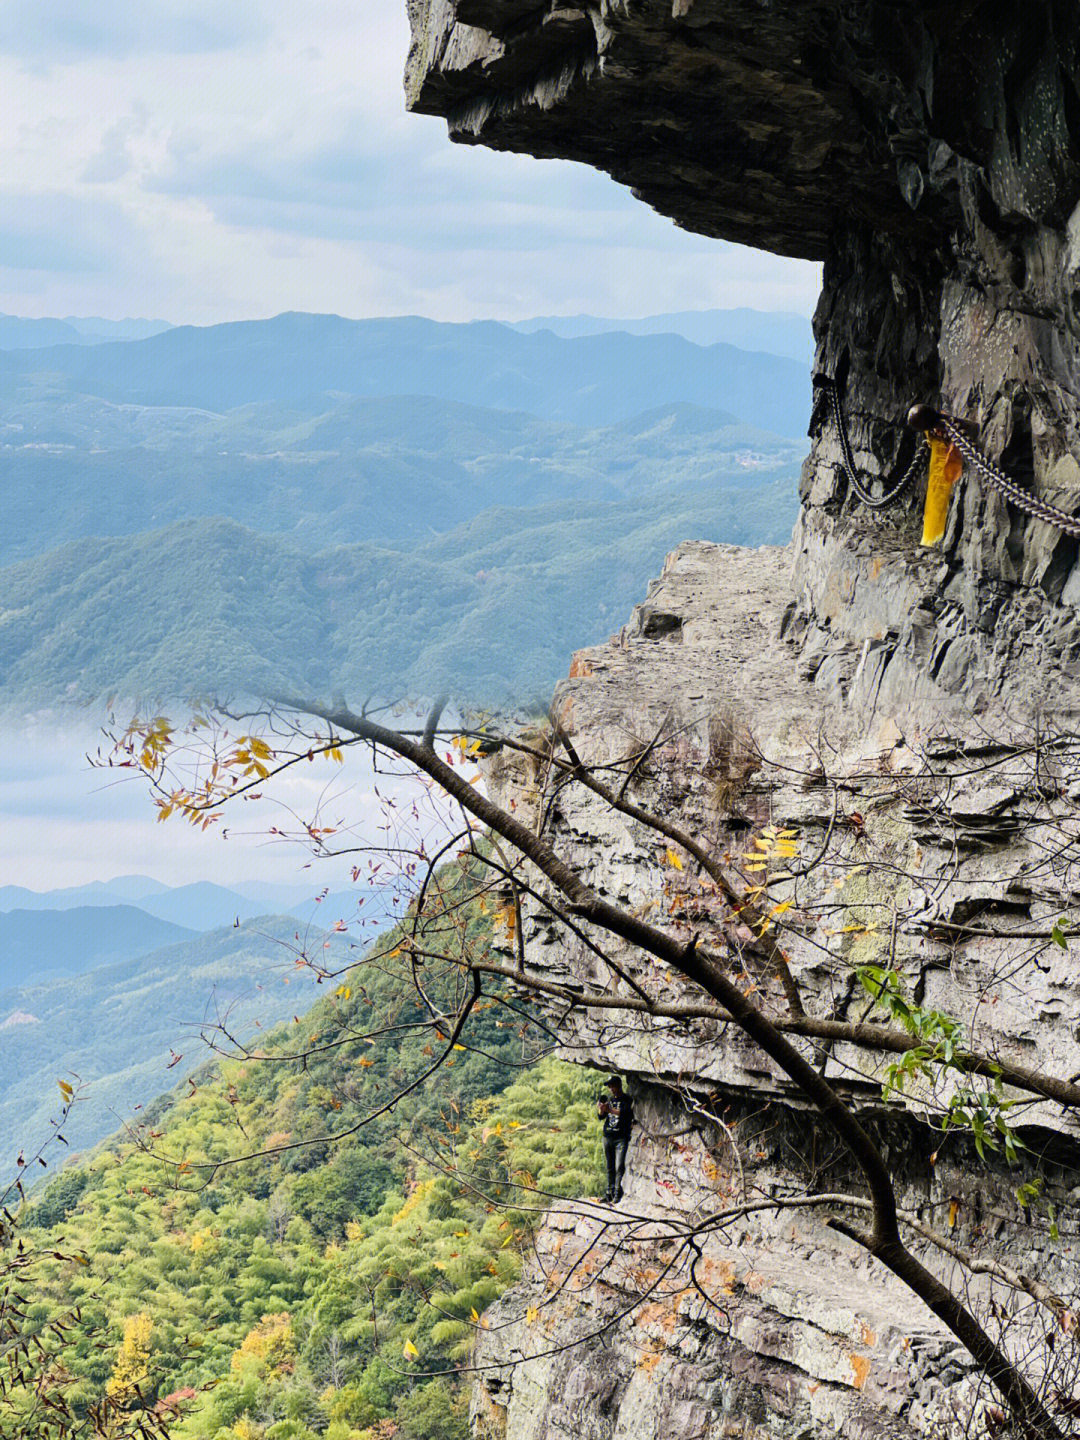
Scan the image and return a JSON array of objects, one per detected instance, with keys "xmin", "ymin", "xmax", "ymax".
[
  {"xmin": 509, "ymin": 307, "xmax": 814, "ymax": 364},
  {"xmin": 0, "ymin": 314, "xmax": 172, "ymax": 349},
  {"xmin": 0, "ymin": 311, "xmax": 810, "ymax": 435},
  {"xmin": 0, "ymin": 874, "xmax": 394, "ymax": 934},
  {"xmin": 0, "ymin": 875, "xmax": 168, "ymax": 909}
]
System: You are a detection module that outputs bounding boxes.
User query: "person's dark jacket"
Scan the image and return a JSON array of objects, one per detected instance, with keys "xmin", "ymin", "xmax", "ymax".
[{"xmin": 601, "ymin": 1094, "xmax": 633, "ymax": 1139}]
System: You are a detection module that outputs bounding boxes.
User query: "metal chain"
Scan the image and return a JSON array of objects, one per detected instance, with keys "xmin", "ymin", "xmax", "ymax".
[
  {"xmin": 938, "ymin": 417, "xmax": 1080, "ymax": 540},
  {"xmin": 825, "ymin": 380, "xmax": 926, "ymax": 509}
]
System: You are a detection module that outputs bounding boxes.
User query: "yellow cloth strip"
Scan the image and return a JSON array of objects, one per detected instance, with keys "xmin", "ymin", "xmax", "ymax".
[{"xmin": 921, "ymin": 436, "xmax": 963, "ymax": 546}]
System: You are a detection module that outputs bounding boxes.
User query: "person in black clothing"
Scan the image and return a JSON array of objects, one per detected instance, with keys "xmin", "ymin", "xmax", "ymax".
[{"xmin": 597, "ymin": 1076, "xmax": 633, "ymax": 1202}]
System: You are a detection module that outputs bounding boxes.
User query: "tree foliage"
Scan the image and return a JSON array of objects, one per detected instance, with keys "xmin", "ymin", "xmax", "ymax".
[{"xmin": 10, "ymin": 857, "xmax": 600, "ymax": 1440}]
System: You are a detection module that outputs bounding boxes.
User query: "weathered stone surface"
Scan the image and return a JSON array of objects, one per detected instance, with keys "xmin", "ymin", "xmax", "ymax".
[
  {"xmin": 405, "ymin": 5, "xmax": 1080, "ymax": 1434},
  {"xmin": 476, "ymin": 547, "xmax": 1080, "ymax": 1436},
  {"xmin": 471, "ymin": 1086, "xmax": 1080, "ymax": 1439},
  {"xmin": 407, "ymin": 1, "xmax": 1080, "ymax": 263}
]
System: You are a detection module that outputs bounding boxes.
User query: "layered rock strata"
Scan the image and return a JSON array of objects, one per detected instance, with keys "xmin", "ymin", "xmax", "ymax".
[
  {"xmin": 404, "ymin": 3, "xmax": 1080, "ymax": 1433},
  {"xmin": 475, "ymin": 543, "xmax": 1080, "ymax": 1437}
]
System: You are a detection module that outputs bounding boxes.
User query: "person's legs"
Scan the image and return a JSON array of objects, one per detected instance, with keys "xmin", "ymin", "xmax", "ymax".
[
  {"xmin": 614, "ymin": 1138, "xmax": 628, "ymax": 1201},
  {"xmin": 603, "ymin": 1134, "xmax": 618, "ymax": 1200}
]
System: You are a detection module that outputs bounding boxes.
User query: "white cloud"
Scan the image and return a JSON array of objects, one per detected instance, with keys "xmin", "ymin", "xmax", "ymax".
[
  {"xmin": 0, "ymin": 0, "xmax": 822, "ymax": 322},
  {"xmin": 0, "ymin": 716, "xmax": 449, "ymax": 891},
  {"xmin": 0, "ymin": 0, "xmax": 271, "ymax": 64}
]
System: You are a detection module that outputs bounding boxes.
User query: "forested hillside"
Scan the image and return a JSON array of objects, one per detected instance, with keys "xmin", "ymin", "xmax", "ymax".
[
  {"xmin": 1, "ymin": 314, "xmax": 806, "ymax": 706},
  {"xmin": 0, "ymin": 478, "xmax": 795, "ymax": 703},
  {"xmin": 10, "ymin": 863, "xmax": 601, "ymax": 1440},
  {"xmin": 0, "ymin": 917, "xmax": 354, "ymax": 1158}
]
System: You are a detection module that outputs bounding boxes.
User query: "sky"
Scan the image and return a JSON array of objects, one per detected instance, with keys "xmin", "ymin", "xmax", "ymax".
[
  {"xmin": 0, "ymin": 0, "xmax": 822, "ymax": 324},
  {"xmin": 0, "ymin": 1, "xmax": 821, "ymax": 894},
  {"xmin": 0, "ymin": 717, "xmax": 457, "ymax": 891}
]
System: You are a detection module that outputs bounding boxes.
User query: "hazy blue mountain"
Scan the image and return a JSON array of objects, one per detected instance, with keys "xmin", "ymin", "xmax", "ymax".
[
  {"xmin": 0, "ymin": 905, "xmax": 196, "ymax": 987},
  {"xmin": 131, "ymin": 880, "xmax": 397, "ymax": 932},
  {"xmin": 0, "ymin": 468, "xmax": 798, "ymax": 705},
  {"xmin": 0, "ymin": 876, "xmax": 168, "ymax": 910},
  {"xmin": 0, "ymin": 394, "xmax": 803, "ymax": 568},
  {"xmin": 0, "ymin": 875, "xmax": 386, "ymax": 931},
  {"xmin": 510, "ymin": 307, "xmax": 815, "ymax": 365},
  {"xmin": 0, "ymin": 311, "xmax": 810, "ymax": 435},
  {"xmin": 0, "ymin": 313, "xmax": 172, "ymax": 349},
  {"xmin": 121, "ymin": 882, "xmax": 269, "ymax": 930},
  {"xmin": 231, "ymin": 878, "xmax": 335, "ymax": 907},
  {"xmin": 0, "ymin": 915, "xmax": 354, "ymax": 1156},
  {"xmin": 290, "ymin": 888, "xmax": 399, "ymax": 937},
  {"xmin": 62, "ymin": 316, "xmax": 173, "ymax": 342},
  {"xmin": 0, "ymin": 315, "xmax": 84, "ymax": 348}
]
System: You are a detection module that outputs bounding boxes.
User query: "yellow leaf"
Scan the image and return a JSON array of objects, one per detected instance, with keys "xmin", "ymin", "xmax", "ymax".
[
  {"xmin": 57, "ymin": 1079, "xmax": 74, "ymax": 1100},
  {"xmin": 525, "ymin": 1307, "xmax": 539, "ymax": 1324},
  {"xmin": 335, "ymin": 985, "xmax": 352, "ymax": 1000},
  {"xmin": 403, "ymin": 1338, "xmax": 419, "ymax": 1359},
  {"xmin": 470, "ymin": 1307, "xmax": 480, "ymax": 1323},
  {"xmin": 948, "ymin": 1199, "xmax": 959, "ymax": 1230},
  {"xmin": 664, "ymin": 848, "xmax": 683, "ymax": 870},
  {"xmin": 770, "ymin": 901, "xmax": 793, "ymax": 918}
]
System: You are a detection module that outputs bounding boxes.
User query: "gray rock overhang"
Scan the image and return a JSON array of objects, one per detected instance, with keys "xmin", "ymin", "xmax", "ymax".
[{"xmin": 405, "ymin": 0, "xmax": 1080, "ymax": 263}]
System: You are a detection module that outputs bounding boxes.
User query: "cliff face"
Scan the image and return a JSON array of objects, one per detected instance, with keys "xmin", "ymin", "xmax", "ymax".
[
  {"xmin": 404, "ymin": 4, "xmax": 1080, "ymax": 1434},
  {"xmin": 472, "ymin": 545, "xmax": 1080, "ymax": 1437},
  {"xmin": 406, "ymin": 0, "xmax": 1080, "ymax": 717}
]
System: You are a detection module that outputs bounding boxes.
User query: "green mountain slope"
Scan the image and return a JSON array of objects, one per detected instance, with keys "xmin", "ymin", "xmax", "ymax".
[
  {"xmin": 14, "ymin": 864, "xmax": 600, "ymax": 1440},
  {"xmin": 0, "ymin": 475, "xmax": 796, "ymax": 705},
  {"xmin": 0, "ymin": 917, "xmax": 352, "ymax": 1158},
  {"xmin": 0, "ymin": 393, "xmax": 802, "ymax": 567}
]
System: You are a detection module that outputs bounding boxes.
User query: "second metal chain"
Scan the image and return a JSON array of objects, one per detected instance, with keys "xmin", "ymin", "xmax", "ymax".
[
  {"xmin": 826, "ymin": 381, "xmax": 926, "ymax": 509},
  {"xmin": 938, "ymin": 417, "xmax": 1080, "ymax": 540}
]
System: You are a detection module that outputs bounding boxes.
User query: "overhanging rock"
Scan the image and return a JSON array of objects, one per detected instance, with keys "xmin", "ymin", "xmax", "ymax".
[
  {"xmin": 406, "ymin": 8, "xmax": 1080, "ymax": 1434},
  {"xmin": 407, "ymin": 0, "xmax": 1080, "ymax": 717}
]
